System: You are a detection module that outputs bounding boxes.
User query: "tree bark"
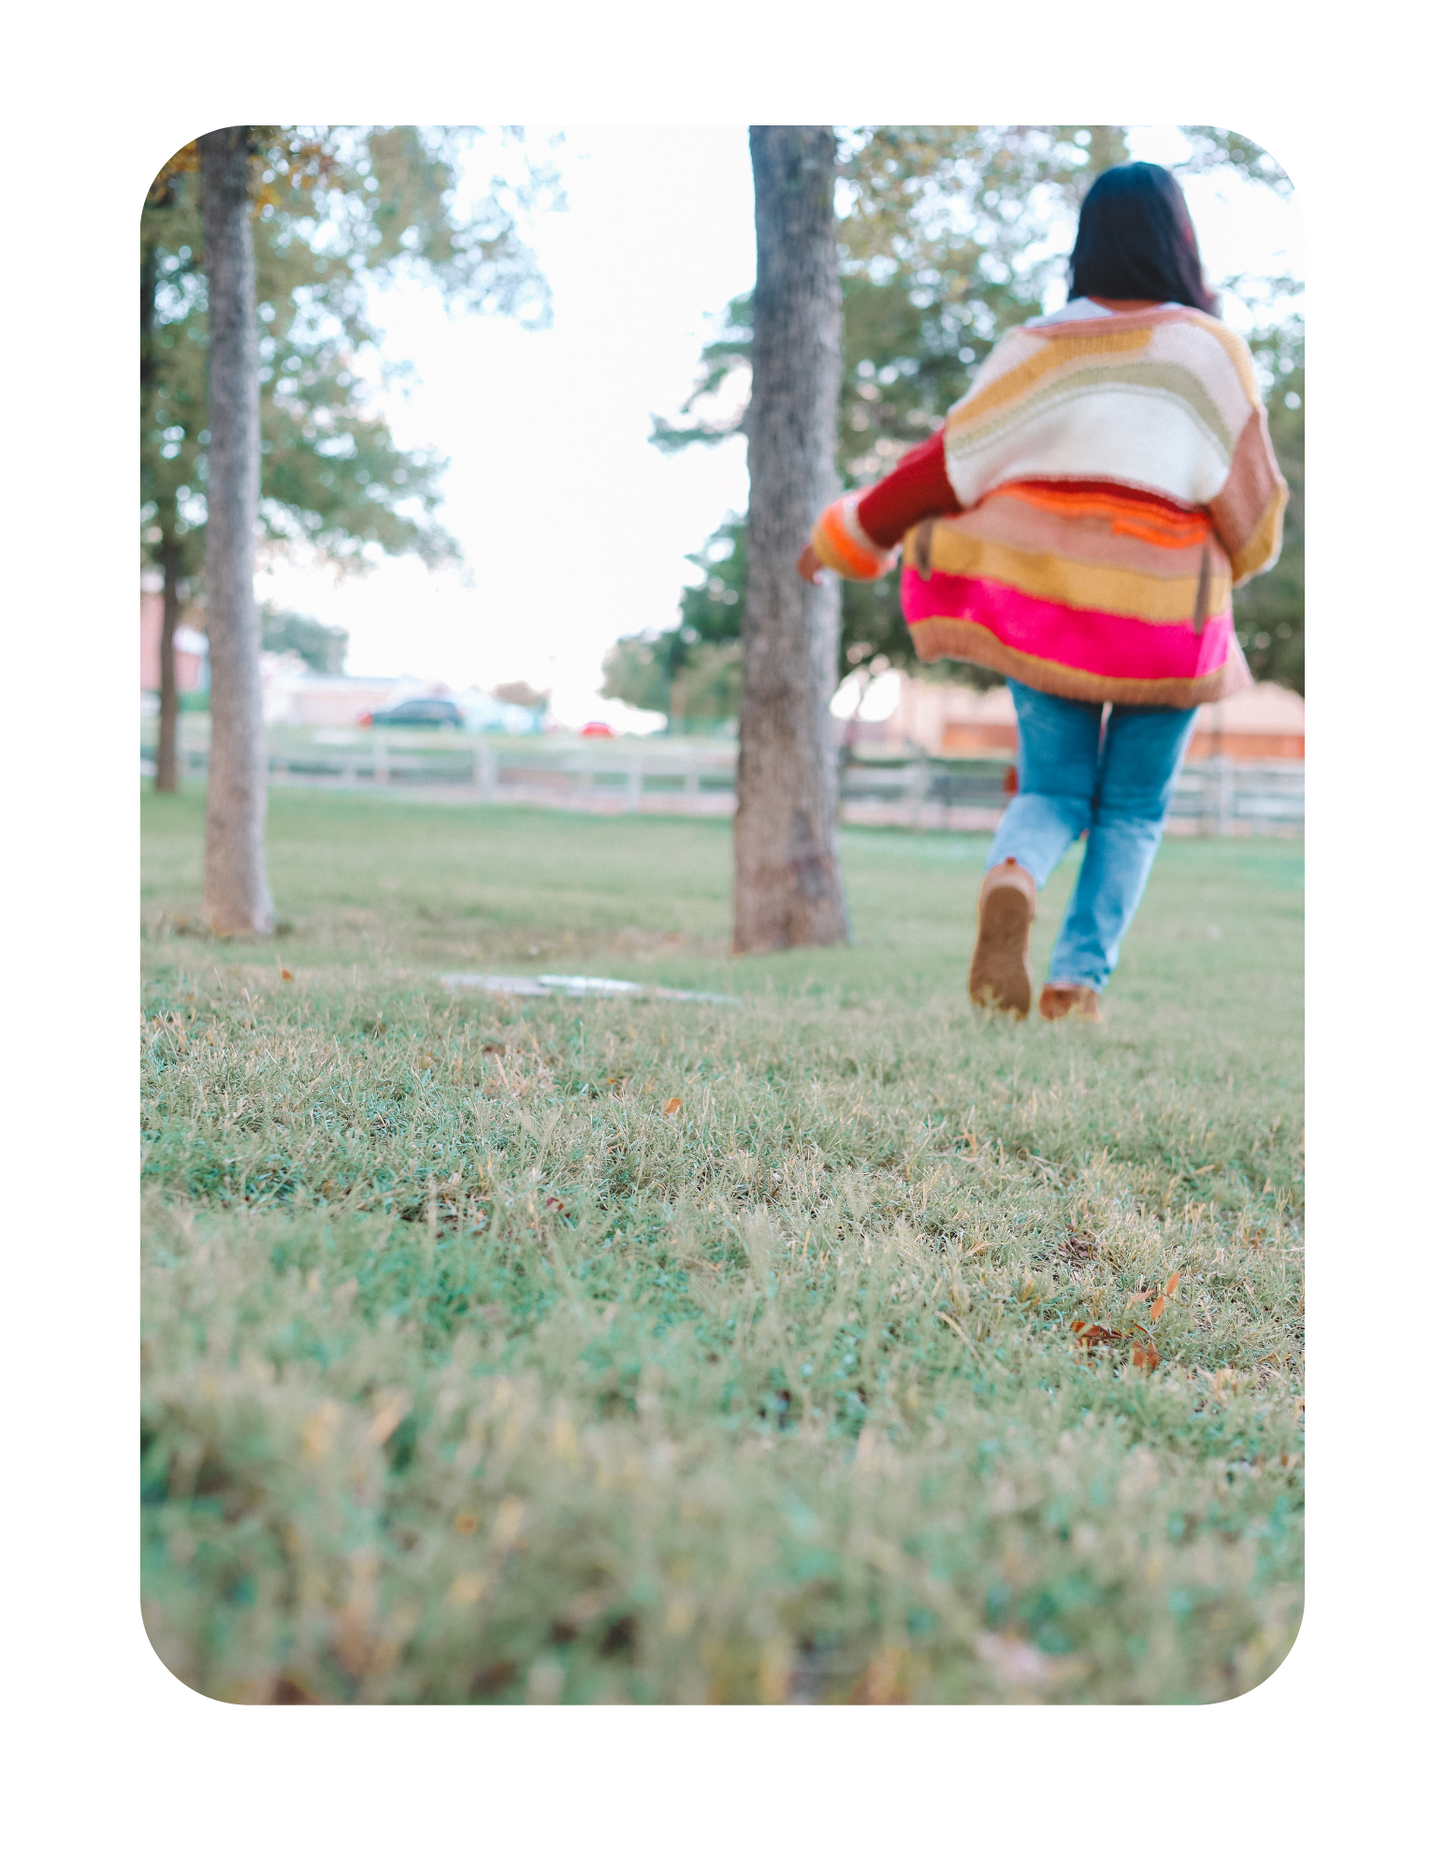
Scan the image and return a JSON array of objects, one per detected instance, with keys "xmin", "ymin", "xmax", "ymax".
[
  {"xmin": 199, "ymin": 126, "xmax": 273, "ymax": 934},
  {"xmin": 155, "ymin": 538, "xmax": 181, "ymax": 793},
  {"xmin": 732, "ymin": 127, "xmax": 849, "ymax": 953},
  {"xmin": 140, "ymin": 239, "xmax": 157, "ymax": 402}
]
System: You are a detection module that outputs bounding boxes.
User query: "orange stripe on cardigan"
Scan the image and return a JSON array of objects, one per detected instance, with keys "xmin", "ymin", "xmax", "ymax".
[{"xmin": 994, "ymin": 479, "xmax": 1213, "ymax": 550}]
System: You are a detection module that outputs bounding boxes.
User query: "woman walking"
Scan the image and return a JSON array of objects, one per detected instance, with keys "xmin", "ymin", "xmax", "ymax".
[{"xmin": 800, "ymin": 162, "xmax": 1288, "ymax": 1020}]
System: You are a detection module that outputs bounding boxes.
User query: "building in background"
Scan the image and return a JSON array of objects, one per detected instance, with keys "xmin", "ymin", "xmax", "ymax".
[
  {"xmin": 259, "ymin": 664, "xmax": 398, "ymax": 726},
  {"xmin": 885, "ymin": 673, "xmax": 1304, "ymax": 762},
  {"xmin": 140, "ymin": 590, "xmax": 551, "ymax": 735},
  {"xmin": 1183, "ymin": 684, "xmax": 1305, "ymax": 760},
  {"xmin": 140, "ymin": 590, "xmax": 208, "ymax": 693},
  {"xmin": 889, "ymin": 679, "xmax": 1018, "ymax": 755}
]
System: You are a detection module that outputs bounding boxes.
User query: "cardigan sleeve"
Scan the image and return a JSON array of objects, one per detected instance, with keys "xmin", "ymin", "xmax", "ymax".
[
  {"xmin": 809, "ymin": 429, "xmax": 963, "ymax": 580},
  {"xmin": 1207, "ymin": 405, "xmax": 1289, "ymax": 584}
]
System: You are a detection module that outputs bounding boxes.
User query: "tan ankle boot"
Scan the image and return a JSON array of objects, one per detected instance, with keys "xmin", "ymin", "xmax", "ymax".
[
  {"xmin": 1039, "ymin": 982, "xmax": 1102, "ymax": 1023},
  {"xmin": 969, "ymin": 858, "xmax": 1036, "ymax": 1018}
]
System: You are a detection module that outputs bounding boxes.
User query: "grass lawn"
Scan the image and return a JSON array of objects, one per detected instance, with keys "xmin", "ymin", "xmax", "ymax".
[{"xmin": 141, "ymin": 785, "xmax": 1303, "ymax": 1704}]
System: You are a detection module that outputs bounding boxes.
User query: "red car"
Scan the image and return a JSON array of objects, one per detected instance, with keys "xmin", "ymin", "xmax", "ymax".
[{"xmin": 579, "ymin": 721, "xmax": 615, "ymax": 738}]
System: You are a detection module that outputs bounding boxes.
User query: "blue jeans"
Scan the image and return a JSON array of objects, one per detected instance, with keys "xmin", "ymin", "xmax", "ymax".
[{"xmin": 985, "ymin": 680, "xmax": 1198, "ymax": 990}]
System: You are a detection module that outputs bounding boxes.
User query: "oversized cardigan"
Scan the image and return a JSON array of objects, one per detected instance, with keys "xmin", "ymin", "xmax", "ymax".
[{"xmin": 810, "ymin": 300, "xmax": 1289, "ymax": 707}]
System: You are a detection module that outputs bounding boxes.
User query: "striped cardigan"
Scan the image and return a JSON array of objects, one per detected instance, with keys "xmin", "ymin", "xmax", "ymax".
[{"xmin": 810, "ymin": 300, "xmax": 1288, "ymax": 707}]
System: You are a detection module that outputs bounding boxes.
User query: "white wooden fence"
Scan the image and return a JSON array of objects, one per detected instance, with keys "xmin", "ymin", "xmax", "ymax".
[
  {"xmin": 1166, "ymin": 755, "xmax": 1304, "ymax": 836},
  {"xmin": 143, "ymin": 731, "xmax": 1302, "ymax": 835}
]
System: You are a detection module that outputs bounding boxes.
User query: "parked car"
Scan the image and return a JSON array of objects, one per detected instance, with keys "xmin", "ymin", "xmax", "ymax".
[
  {"xmin": 360, "ymin": 696, "xmax": 465, "ymax": 729},
  {"xmin": 579, "ymin": 720, "xmax": 615, "ymax": 738}
]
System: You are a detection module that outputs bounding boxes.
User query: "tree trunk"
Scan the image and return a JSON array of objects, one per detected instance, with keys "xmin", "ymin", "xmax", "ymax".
[
  {"xmin": 199, "ymin": 126, "xmax": 273, "ymax": 935},
  {"xmin": 732, "ymin": 127, "xmax": 849, "ymax": 954},
  {"xmin": 140, "ymin": 239, "xmax": 157, "ymax": 401},
  {"xmin": 155, "ymin": 538, "xmax": 181, "ymax": 793}
]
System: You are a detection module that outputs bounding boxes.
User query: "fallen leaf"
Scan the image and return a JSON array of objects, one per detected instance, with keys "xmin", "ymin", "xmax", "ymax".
[
  {"xmin": 279, "ymin": 967, "xmax": 294, "ymax": 981},
  {"xmin": 1165, "ymin": 1270, "xmax": 1183, "ymax": 1297},
  {"xmin": 1070, "ymin": 1320, "xmax": 1123, "ymax": 1350},
  {"xmin": 663, "ymin": 1098, "xmax": 683, "ymax": 1116},
  {"xmin": 1132, "ymin": 1344, "xmax": 1161, "ymax": 1372},
  {"xmin": 454, "ymin": 1512, "xmax": 479, "ymax": 1535},
  {"xmin": 1149, "ymin": 1296, "xmax": 1168, "ymax": 1322}
]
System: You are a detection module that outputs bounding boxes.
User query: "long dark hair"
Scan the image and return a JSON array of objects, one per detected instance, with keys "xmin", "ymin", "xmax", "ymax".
[{"xmin": 1069, "ymin": 162, "xmax": 1219, "ymax": 315}]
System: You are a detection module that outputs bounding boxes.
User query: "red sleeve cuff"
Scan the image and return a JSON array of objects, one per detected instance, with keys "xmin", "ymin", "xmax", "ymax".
[{"xmin": 855, "ymin": 429, "xmax": 962, "ymax": 549}]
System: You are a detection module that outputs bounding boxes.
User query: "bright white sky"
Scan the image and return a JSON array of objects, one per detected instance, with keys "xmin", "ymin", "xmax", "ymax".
[{"xmin": 255, "ymin": 124, "xmax": 1303, "ymax": 730}]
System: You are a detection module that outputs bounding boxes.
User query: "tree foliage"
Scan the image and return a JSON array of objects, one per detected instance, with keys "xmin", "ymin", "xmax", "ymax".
[
  {"xmin": 260, "ymin": 604, "xmax": 349, "ymax": 674},
  {"xmin": 141, "ymin": 127, "xmax": 561, "ymax": 608},
  {"xmin": 1228, "ymin": 314, "xmax": 1303, "ymax": 692},
  {"xmin": 643, "ymin": 125, "xmax": 1304, "ymax": 700},
  {"xmin": 1176, "ymin": 125, "xmax": 1295, "ymax": 196},
  {"xmin": 600, "ymin": 518, "xmax": 744, "ymax": 725}
]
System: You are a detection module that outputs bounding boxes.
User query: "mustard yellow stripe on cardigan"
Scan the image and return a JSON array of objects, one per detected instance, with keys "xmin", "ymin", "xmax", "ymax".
[
  {"xmin": 944, "ymin": 326, "xmax": 1154, "ymax": 433},
  {"xmin": 945, "ymin": 360, "xmax": 1236, "ymax": 462},
  {"xmin": 1229, "ymin": 480, "xmax": 1289, "ymax": 583},
  {"xmin": 903, "ymin": 527, "xmax": 1232, "ymax": 625}
]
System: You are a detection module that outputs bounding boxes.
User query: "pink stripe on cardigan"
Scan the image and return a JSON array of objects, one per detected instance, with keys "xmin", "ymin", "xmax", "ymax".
[{"xmin": 901, "ymin": 567, "xmax": 1238, "ymax": 683}]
